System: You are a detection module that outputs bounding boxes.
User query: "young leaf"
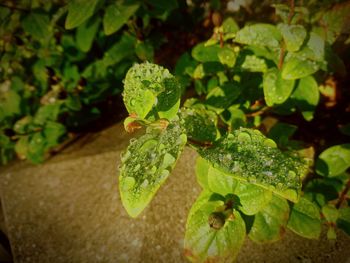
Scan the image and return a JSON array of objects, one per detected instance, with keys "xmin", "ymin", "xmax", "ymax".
[
  {"xmin": 315, "ymin": 144, "xmax": 350, "ymax": 177},
  {"xmin": 241, "ymin": 55, "xmax": 267, "ymax": 72},
  {"xmin": 181, "ymin": 107, "xmax": 218, "ymax": 143},
  {"xmin": 123, "ymin": 63, "xmax": 181, "ymax": 120},
  {"xmin": 337, "ymin": 207, "xmax": 350, "ymax": 235},
  {"xmin": 291, "ymin": 76, "xmax": 320, "ymax": 121},
  {"xmin": 278, "ymin": 24, "xmax": 307, "ymax": 52},
  {"xmin": 76, "ymin": 16, "xmax": 100, "ymax": 52},
  {"xmin": 207, "ymin": 166, "xmax": 238, "ymax": 196},
  {"xmin": 33, "ymin": 103, "xmax": 61, "ymax": 125},
  {"xmin": 263, "ymin": 68, "xmax": 295, "ymax": 106},
  {"xmin": 322, "ymin": 204, "xmax": 339, "ymax": 223},
  {"xmin": 22, "ymin": 12, "xmax": 50, "ymax": 40},
  {"xmin": 222, "ymin": 17, "xmax": 239, "ymax": 39},
  {"xmin": 119, "ymin": 120, "xmax": 187, "ymax": 217},
  {"xmin": 65, "ymin": 0, "xmax": 99, "ymax": 29},
  {"xmin": 195, "ymin": 157, "xmax": 210, "ymax": 189},
  {"xmin": 234, "ymin": 24, "xmax": 282, "ymax": 49},
  {"xmin": 192, "ymin": 43, "xmax": 221, "ymax": 63},
  {"xmin": 218, "ymin": 47, "xmax": 236, "ymax": 68},
  {"xmin": 103, "ymin": 2, "xmax": 140, "ymax": 35},
  {"xmin": 249, "ymin": 195, "xmax": 290, "ymax": 243},
  {"xmin": 184, "ymin": 200, "xmax": 246, "ymax": 262},
  {"xmin": 199, "ymin": 128, "xmax": 306, "ymax": 202},
  {"xmin": 287, "ymin": 197, "xmax": 321, "ymax": 239},
  {"xmin": 282, "ymin": 57, "xmax": 319, "ymax": 80},
  {"xmin": 27, "ymin": 132, "xmax": 47, "ymax": 164},
  {"xmin": 0, "ymin": 89, "xmax": 21, "ymax": 120},
  {"xmin": 234, "ymin": 181, "xmax": 272, "ymax": 215},
  {"xmin": 43, "ymin": 121, "xmax": 66, "ymax": 148}
]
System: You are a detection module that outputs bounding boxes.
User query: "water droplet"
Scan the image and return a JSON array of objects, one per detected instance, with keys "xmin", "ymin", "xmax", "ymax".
[
  {"xmin": 237, "ymin": 132, "xmax": 251, "ymax": 143},
  {"xmin": 288, "ymin": 170, "xmax": 296, "ymax": 179}
]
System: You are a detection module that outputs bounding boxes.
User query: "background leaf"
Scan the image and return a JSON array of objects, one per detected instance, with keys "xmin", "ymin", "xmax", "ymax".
[
  {"xmin": 315, "ymin": 144, "xmax": 350, "ymax": 177},
  {"xmin": 249, "ymin": 195, "xmax": 290, "ymax": 243},
  {"xmin": 103, "ymin": 2, "xmax": 140, "ymax": 35},
  {"xmin": 287, "ymin": 197, "xmax": 321, "ymax": 239},
  {"xmin": 65, "ymin": 0, "xmax": 99, "ymax": 29}
]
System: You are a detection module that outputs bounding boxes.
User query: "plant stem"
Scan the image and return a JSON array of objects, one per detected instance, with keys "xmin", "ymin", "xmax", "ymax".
[
  {"xmin": 336, "ymin": 178, "xmax": 350, "ymax": 209},
  {"xmin": 277, "ymin": 0, "xmax": 295, "ymax": 70}
]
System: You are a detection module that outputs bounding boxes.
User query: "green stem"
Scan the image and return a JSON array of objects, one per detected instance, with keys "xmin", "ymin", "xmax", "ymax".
[{"xmin": 335, "ymin": 178, "xmax": 350, "ymax": 209}]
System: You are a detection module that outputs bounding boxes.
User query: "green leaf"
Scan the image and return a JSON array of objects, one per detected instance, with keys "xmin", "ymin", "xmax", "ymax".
[
  {"xmin": 218, "ymin": 47, "xmax": 236, "ymax": 67},
  {"xmin": 15, "ymin": 136, "xmax": 29, "ymax": 160},
  {"xmin": 195, "ymin": 157, "xmax": 210, "ymax": 189},
  {"xmin": 315, "ymin": 144, "xmax": 350, "ymax": 177},
  {"xmin": 207, "ymin": 166, "xmax": 238, "ymax": 197},
  {"xmin": 103, "ymin": 2, "xmax": 140, "ymax": 35},
  {"xmin": 43, "ymin": 121, "xmax": 66, "ymax": 148},
  {"xmin": 192, "ymin": 43, "xmax": 221, "ymax": 63},
  {"xmin": 263, "ymin": 68, "xmax": 295, "ymax": 106},
  {"xmin": 0, "ymin": 88, "xmax": 21, "ymax": 120},
  {"xmin": 123, "ymin": 62, "xmax": 181, "ymax": 120},
  {"xmin": 103, "ymin": 33, "xmax": 136, "ymax": 66},
  {"xmin": 305, "ymin": 32, "xmax": 325, "ymax": 62},
  {"xmin": 268, "ymin": 122, "xmax": 297, "ymax": 147},
  {"xmin": 322, "ymin": 204, "xmax": 339, "ymax": 223},
  {"xmin": 241, "ymin": 55, "xmax": 267, "ymax": 72},
  {"xmin": 287, "ymin": 197, "xmax": 321, "ymax": 239},
  {"xmin": 278, "ymin": 24, "xmax": 307, "ymax": 52},
  {"xmin": 65, "ymin": 0, "xmax": 99, "ymax": 29},
  {"xmin": 22, "ymin": 12, "xmax": 50, "ymax": 40},
  {"xmin": 13, "ymin": 116, "xmax": 34, "ymax": 134},
  {"xmin": 222, "ymin": 17, "xmax": 239, "ymax": 40},
  {"xmin": 282, "ymin": 57, "xmax": 319, "ymax": 80},
  {"xmin": 76, "ymin": 16, "xmax": 100, "ymax": 52},
  {"xmin": 235, "ymin": 24, "xmax": 282, "ymax": 48},
  {"xmin": 135, "ymin": 41, "xmax": 154, "ymax": 61},
  {"xmin": 27, "ymin": 132, "xmax": 47, "ymax": 164},
  {"xmin": 205, "ymin": 82, "xmax": 241, "ymax": 113},
  {"xmin": 249, "ymin": 195, "xmax": 290, "ymax": 243},
  {"xmin": 181, "ymin": 107, "xmax": 218, "ymax": 143},
  {"xmin": 319, "ymin": 2, "xmax": 350, "ymax": 44},
  {"xmin": 337, "ymin": 207, "xmax": 350, "ymax": 235},
  {"xmin": 234, "ymin": 181, "xmax": 272, "ymax": 215},
  {"xmin": 199, "ymin": 128, "xmax": 306, "ymax": 202},
  {"xmin": 184, "ymin": 199, "xmax": 246, "ymax": 262},
  {"xmin": 119, "ymin": 120, "xmax": 187, "ymax": 217},
  {"xmin": 224, "ymin": 107, "xmax": 246, "ymax": 131},
  {"xmin": 33, "ymin": 103, "xmax": 61, "ymax": 125},
  {"xmin": 291, "ymin": 76, "xmax": 319, "ymax": 121}
]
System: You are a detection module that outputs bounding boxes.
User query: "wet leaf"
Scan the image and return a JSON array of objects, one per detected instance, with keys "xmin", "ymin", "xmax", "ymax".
[
  {"xmin": 282, "ymin": 57, "xmax": 319, "ymax": 80},
  {"xmin": 185, "ymin": 197, "xmax": 245, "ymax": 262},
  {"xmin": 322, "ymin": 204, "xmax": 339, "ymax": 223},
  {"xmin": 291, "ymin": 76, "xmax": 320, "ymax": 121},
  {"xmin": 199, "ymin": 128, "xmax": 306, "ymax": 202},
  {"xmin": 181, "ymin": 107, "xmax": 218, "ymax": 143},
  {"xmin": 316, "ymin": 144, "xmax": 350, "ymax": 177},
  {"xmin": 263, "ymin": 68, "xmax": 295, "ymax": 106},
  {"xmin": 192, "ymin": 43, "xmax": 221, "ymax": 63},
  {"xmin": 287, "ymin": 197, "xmax": 321, "ymax": 239},
  {"xmin": 249, "ymin": 195, "xmax": 289, "ymax": 243},
  {"xmin": 207, "ymin": 166, "xmax": 238, "ymax": 196},
  {"xmin": 235, "ymin": 24, "xmax": 282, "ymax": 48},
  {"xmin": 234, "ymin": 181, "xmax": 272, "ymax": 215},
  {"xmin": 218, "ymin": 47, "xmax": 236, "ymax": 68},
  {"xmin": 196, "ymin": 157, "xmax": 210, "ymax": 189},
  {"xmin": 278, "ymin": 24, "xmax": 307, "ymax": 52},
  {"xmin": 119, "ymin": 120, "xmax": 187, "ymax": 217},
  {"xmin": 123, "ymin": 63, "xmax": 181, "ymax": 120}
]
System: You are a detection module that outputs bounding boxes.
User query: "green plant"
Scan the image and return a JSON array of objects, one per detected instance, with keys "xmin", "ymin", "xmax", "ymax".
[
  {"xmin": 118, "ymin": 1, "xmax": 350, "ymax": 262},
  {"xmin": 0, "ymin": 0, "xmax": 184, "ymax": 164}
]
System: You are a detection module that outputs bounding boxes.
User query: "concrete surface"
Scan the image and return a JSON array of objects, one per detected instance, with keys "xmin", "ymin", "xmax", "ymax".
[{"xmin": 0, "ymin": 122, "xmax": 349, "ymax": 263}]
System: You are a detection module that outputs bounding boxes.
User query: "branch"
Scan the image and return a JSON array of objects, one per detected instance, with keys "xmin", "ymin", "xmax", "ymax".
[{"xmin": 336, "ymin": 178, "xmax": 350, "ymax": 209}]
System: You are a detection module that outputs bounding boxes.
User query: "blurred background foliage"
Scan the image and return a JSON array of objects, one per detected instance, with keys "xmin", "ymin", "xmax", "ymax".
[{"xmin": 0, "ymin": 0, "xmax": 349, "ymax": 165}]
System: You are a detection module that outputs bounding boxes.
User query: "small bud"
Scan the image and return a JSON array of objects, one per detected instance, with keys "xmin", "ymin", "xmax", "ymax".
[
  {"xmin": 208, "ymin": 212, "xmax": 225, "ymax": 230},
  {"xmin": 212, "ymin": 12, "xmax": 222, "ymax": 27}
]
